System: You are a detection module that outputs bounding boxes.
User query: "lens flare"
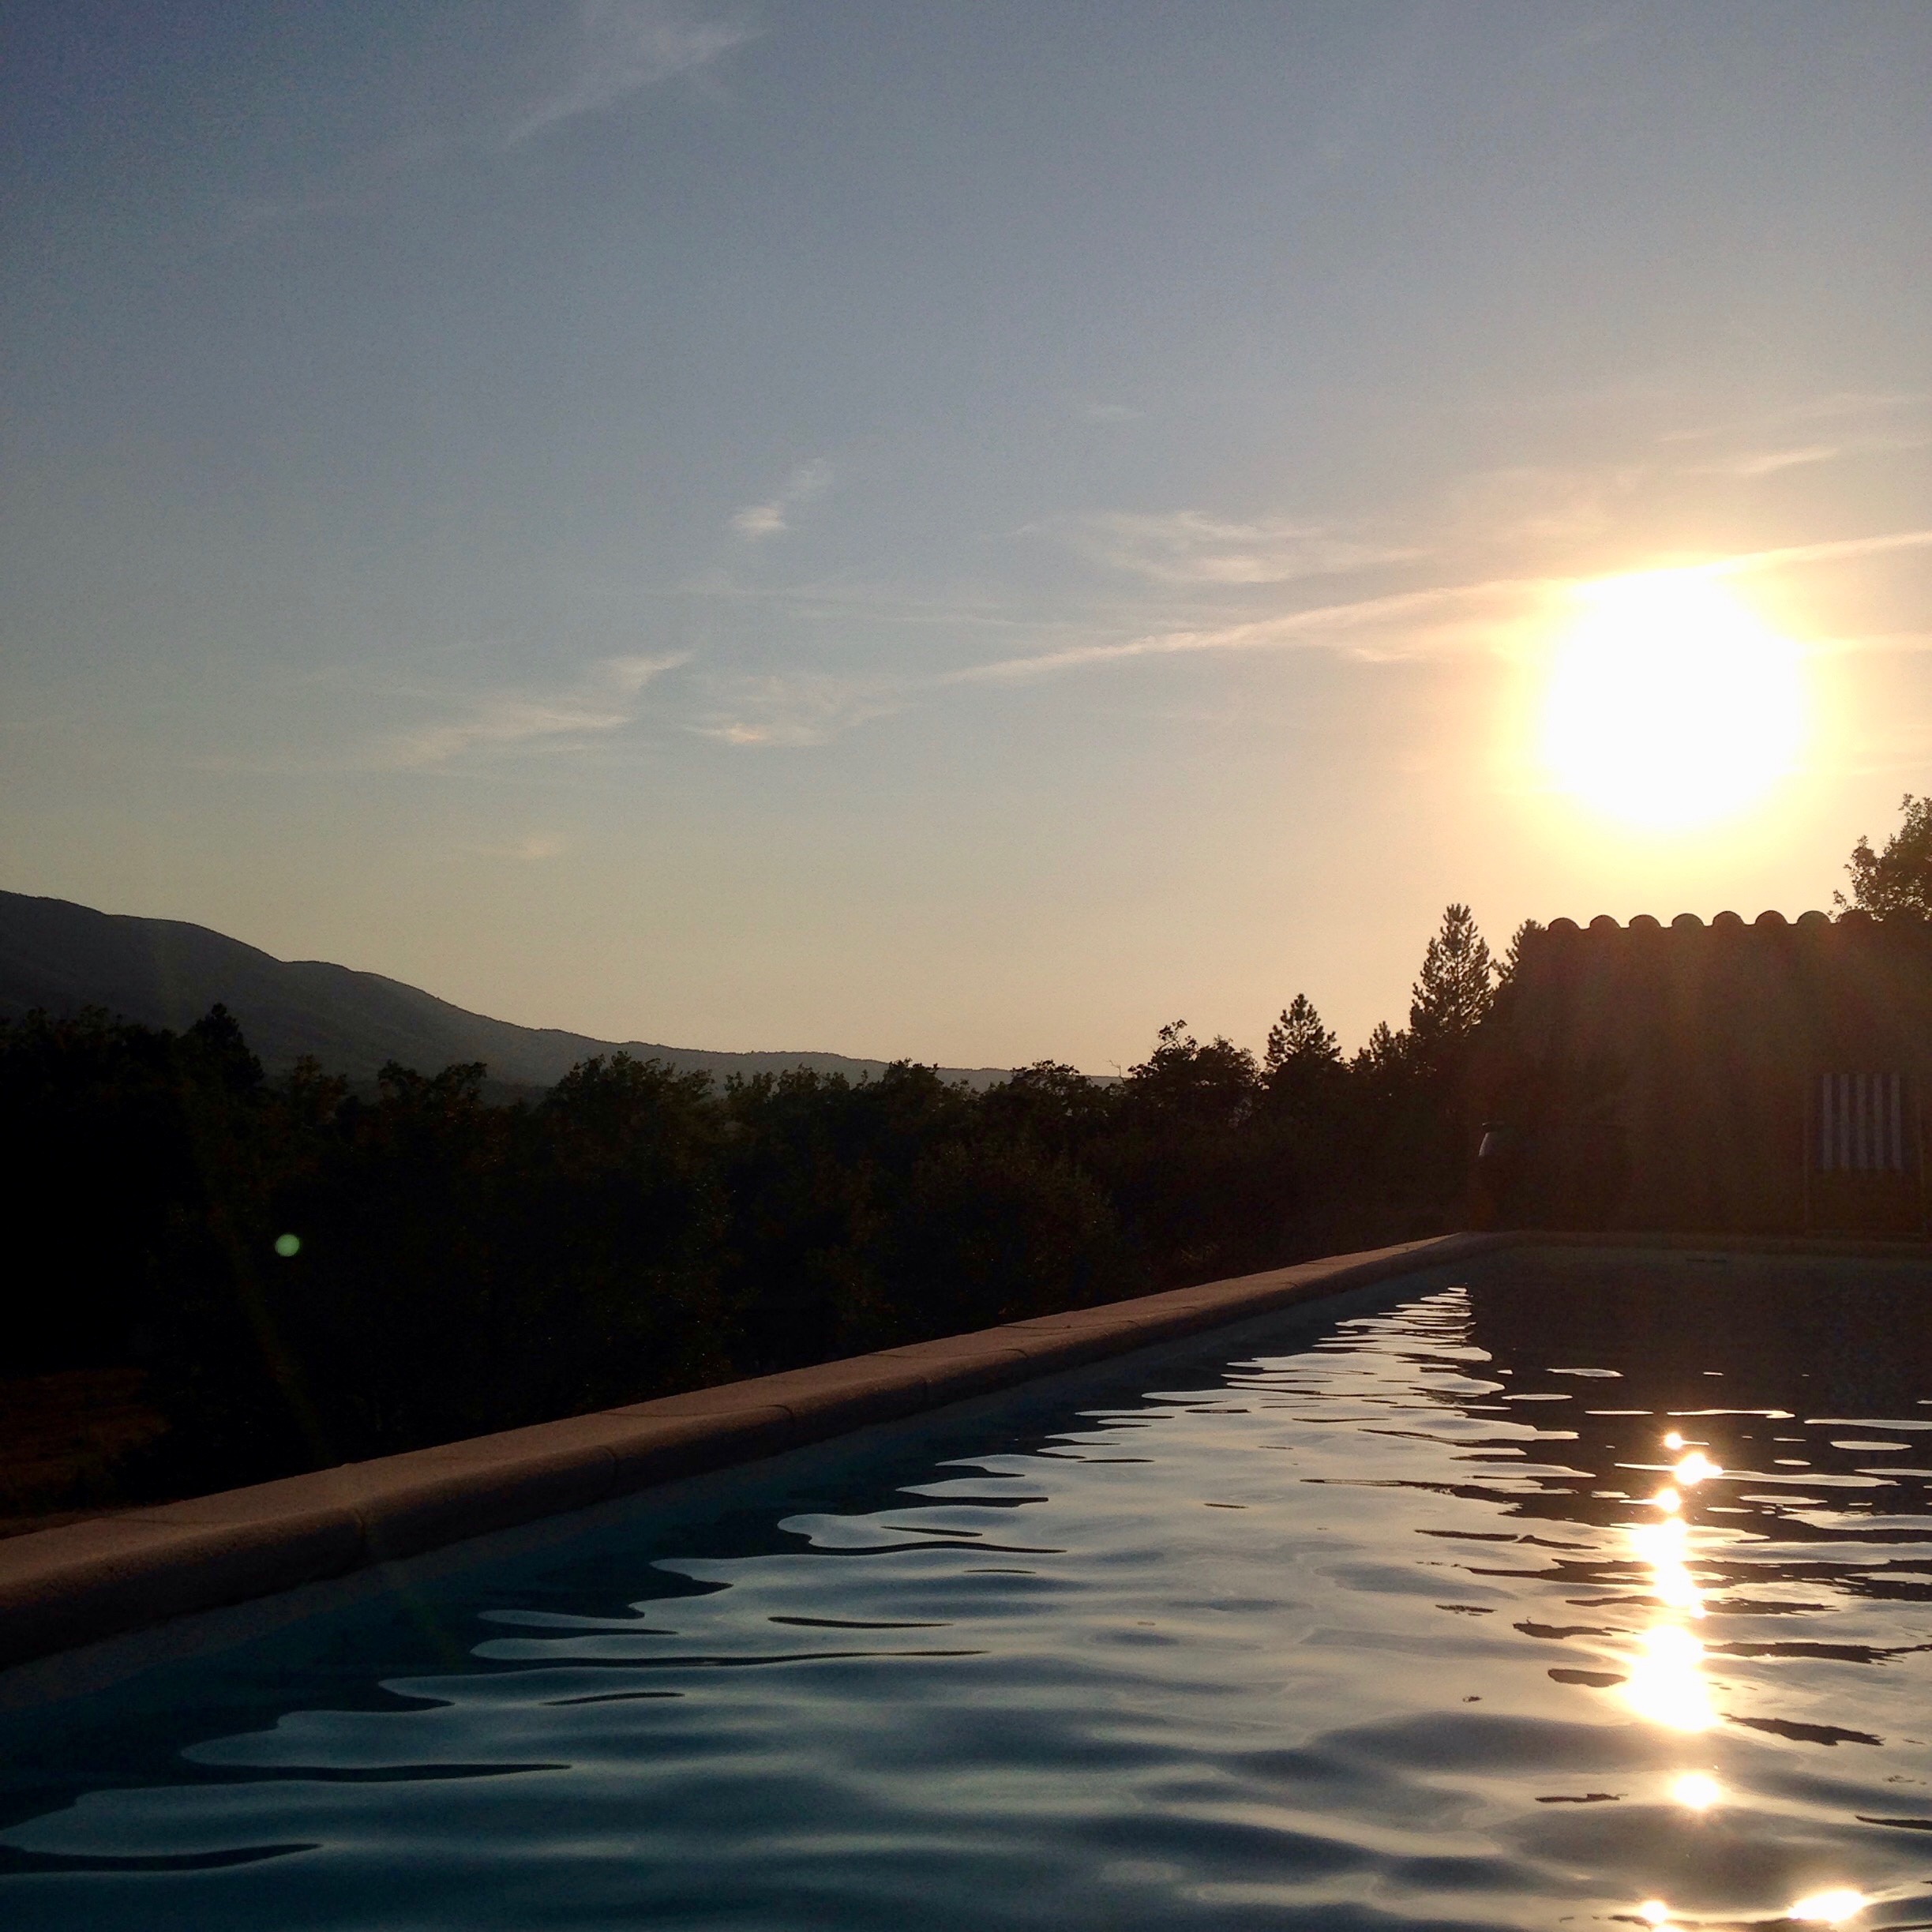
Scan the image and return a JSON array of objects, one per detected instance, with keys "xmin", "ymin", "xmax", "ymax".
[
  {"xmin": 1675, "ymin": 1451, "xmax": 1720, "ymax": 1486},
  {"xmin": 1671, "ymin": 1770, "xmax": 1721, "ymax": 1810}
]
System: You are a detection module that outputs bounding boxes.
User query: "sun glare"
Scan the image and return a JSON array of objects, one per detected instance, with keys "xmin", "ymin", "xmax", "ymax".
[{"xmin": 1541, "ymin": 570, "xmax": 1805, "ymax": 829}]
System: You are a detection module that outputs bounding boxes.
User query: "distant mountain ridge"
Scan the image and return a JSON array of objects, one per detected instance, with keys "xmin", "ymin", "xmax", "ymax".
[{"xmin": 0, "ymin": 891, "xmax": 1015, "ymax": 1090}]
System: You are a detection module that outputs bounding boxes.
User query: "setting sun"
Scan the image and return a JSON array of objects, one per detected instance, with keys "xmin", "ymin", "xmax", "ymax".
[{"xmin": 1542, "ymin": 571, "xmax": 1806, "ymax": 829}]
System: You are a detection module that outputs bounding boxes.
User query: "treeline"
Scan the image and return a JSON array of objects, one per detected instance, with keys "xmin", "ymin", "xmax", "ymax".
[{"xmin": 1, "ymin": 905, "xmax": 1511, "ymax": 1495}]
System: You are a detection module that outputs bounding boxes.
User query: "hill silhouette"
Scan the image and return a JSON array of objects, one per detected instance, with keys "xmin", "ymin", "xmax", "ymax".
[{"xmin": 0, "ymin": 891, "xmax": 1014, "ymax": 1090}]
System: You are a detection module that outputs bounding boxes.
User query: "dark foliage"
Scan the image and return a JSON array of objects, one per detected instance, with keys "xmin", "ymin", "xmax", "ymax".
[
  {"xmin": 1839, "ymin": 793, "xmax": 1932, "ymax": 919},
  {"xmin": 0, "ymin": 908, "xmax": 1499, "ymax": 1495}
]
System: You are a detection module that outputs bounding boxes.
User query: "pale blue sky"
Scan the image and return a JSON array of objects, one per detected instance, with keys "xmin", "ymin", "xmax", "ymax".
[{"xmin": 5, "ymin": 2, "xmax": 1932, "ymax": 1067}]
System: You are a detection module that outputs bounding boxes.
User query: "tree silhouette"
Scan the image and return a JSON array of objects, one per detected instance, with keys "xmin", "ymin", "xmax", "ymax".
[
  {"xmin": 1494, "ymin": 918, "xmax": 1545, "ymax": 991},
  {"xmin": 1839, "ymin": 793, "xmax": 1932, "ymax": 918},
  {"xmin": 1352, "ymin": 1019, "xmax": 1407, "ymax": 1081},
  {"xmin": 1265, "ymin": 994, "xmax": 1340, "ymax": 1072},
  {"xmin": 1408, "ymin": 902, "xmax": 1495, "ymax": 1062},
  {"xmin": 4, "ymin": 905, "xmax": 1529, "ymax": 1511}
]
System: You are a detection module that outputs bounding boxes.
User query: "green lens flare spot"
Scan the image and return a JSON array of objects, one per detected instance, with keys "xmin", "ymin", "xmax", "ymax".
[{"xmin": 274, "ymin": 1232, "xmax": 302, "ymax": 1259}]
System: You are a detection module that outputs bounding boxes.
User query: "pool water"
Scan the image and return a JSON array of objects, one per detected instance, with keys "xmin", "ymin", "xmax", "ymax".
[{"xmin": 6, "ymin": 1246, "xmax": 1932, "ymax": 1930}]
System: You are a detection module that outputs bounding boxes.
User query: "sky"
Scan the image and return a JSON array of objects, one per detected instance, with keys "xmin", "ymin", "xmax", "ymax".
[{"xmin": 5, "ymin": 1, "xmax": 1932, "ymax": 1072}]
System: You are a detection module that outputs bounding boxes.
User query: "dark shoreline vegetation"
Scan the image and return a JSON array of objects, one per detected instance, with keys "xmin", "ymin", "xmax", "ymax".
[{"xmin": 0, "ymin": 906, "xmax": 1507, "ymax": 1519}]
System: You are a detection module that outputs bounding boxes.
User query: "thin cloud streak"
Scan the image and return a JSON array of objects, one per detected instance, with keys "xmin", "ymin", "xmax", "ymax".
[
  {"xmin": 1715, "ymin": 527, "xmax": 1932, "ymax": 576},
  {"xmin": 731, "ymin": 458, "xmax": 834, "ymax": 539},
  {"xmin": 1688, "ymin": 436, "xmax": 1931, "ymax": 480},
  {"xmin": 469, "ymin": 834, "xmax": 570, "ymax": 861},
  {"xmin": 687, "ymin": 670, "xmax": 903, "ymax": 746},
  {"xmin": 383, "ymin": 652, "xmax": 686, "ymax": 767},
  {"xmin": 943, "ymin": 525, "xmax": 1932, "ymax": 690},
  {"xmin": 544, "ymin": 521, "xmax": 1932, "ymax": 759},
  {"xmin": 237, "ymin": 522, "xmax": 1932, "ymax": 773},
  {"xmin": 1694, "ymin": 443, "xmax": 1845, "ymax": 478},
  {"xmin": 216, "ymin": 134, "xmax": 451, "ymax": 244},
  {"xmin": 508, "ymin": 1, "xmax": 756, "ymax": 144},
  {"xmin": 205, "ymin": 6, "xmax": 752, "ymax": 246},
  {"xmin": 1039, "ymin": 508, "xmax": 1420, "ymax": 586},
  {"xmin": 1657, "ymin": 389, "xmax": 1932, "ymax": 445},
  {"xmin": 945, "ymin": 579, "xmax": 1555, "ymax": 685}
]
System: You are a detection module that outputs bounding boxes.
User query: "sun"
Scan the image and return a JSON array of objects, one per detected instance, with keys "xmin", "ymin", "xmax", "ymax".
[{"xmin": 1540, "ymin": 569, "xmax": 1806, "ymax": 829}]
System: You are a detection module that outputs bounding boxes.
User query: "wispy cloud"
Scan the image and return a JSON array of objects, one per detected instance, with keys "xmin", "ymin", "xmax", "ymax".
[
  {"xmin": 352, "ymin": 517, "xmax": 1932, "ymax": 771},
  {"xmin": 1442, "ymin": 463, "xmax": 1650, "ymax": 550},
  {"xmin": 1687, "ymin": 435, "xmax": 1932, "ymax": 481},
  {"xmin": 945, "ymin": 579, "xmax": 1551, "ymax": 686},
  {"xmin": 508, "ymin": 1, "xmax": 756, "ymax": 144},
  {"xmin": 1037, "ymin": 509, "xmax": 1420, "ymax": 587},
  {"xmin": 944, "ymin": 523, "xmax": 1932, "ymax": 691},
  {"xmin": 1658, "ymin": 390, "xmax": 1932, "ymax": 445},
  {"xmin": 687, "ymin": 671, "xmax": 903, "ymax": 746},
  {"xmin": 210, "ymin": 134, "xmax": 451, "ymax": 247},
  {"xmin": 383, "ymin": 652, "xmax": 685, "ymax": 767},
  {"xmin": 731, "ymin": 458, "xmax": 835, "ymax": 539},
  {"xmin": 207, "ymin": 5, "xmax": 752, "ymax": 244},
  {"xmin": 1694, "ymin": 443, "xmax": 1846, "ymax": 479},
  {"xmin": 1713, "ymin": 527, "xmax": 1932, "ymax": 576},
  {"xmin": 471, "ymin": 834, "xmax": 570, "ymax": 861}
]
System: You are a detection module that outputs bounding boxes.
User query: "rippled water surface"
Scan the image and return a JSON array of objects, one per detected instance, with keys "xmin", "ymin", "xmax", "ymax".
[{"xmin": 6, "ymin": 1247, "xmax": 1932, "ymax": 1930}]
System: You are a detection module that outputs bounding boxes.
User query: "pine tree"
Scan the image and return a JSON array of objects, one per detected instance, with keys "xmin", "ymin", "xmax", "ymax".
[
  {"xmin": 1352, "ymin": 1019, "xmax": 1409, "ymax": 1080},
  {"xmin": 1408, "ymin": 903, "xmax": 1495, "ymax": 1060},
  {"xmin": 1264, "ymin": 993, "xmax": 1340, "ymax": 1073},
  {"xmin": 1494, "ymin": 918, "xmax": 1545, "ymax": 991}
]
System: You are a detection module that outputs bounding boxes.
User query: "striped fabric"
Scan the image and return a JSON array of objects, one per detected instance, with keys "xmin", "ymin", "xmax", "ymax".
[{"xmin": 1815, "ymin": 1072, "xmax": 1908, "ymax": 1173}]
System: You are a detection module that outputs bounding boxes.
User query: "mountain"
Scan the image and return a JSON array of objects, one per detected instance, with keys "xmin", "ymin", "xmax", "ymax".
[{"xmin": 0, "ymin": 891, "xmax": 1016, "ymax": 1090}]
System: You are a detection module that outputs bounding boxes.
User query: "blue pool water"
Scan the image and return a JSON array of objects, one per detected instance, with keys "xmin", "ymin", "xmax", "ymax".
[{"xmin": 5, "ymin": 1246, "xmax": 1932, "ymax": 1930}]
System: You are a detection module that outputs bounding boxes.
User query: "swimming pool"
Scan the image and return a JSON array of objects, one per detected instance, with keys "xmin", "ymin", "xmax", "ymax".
[{"xmin": 4, "ymin": 1243, "xmax": 1930, "ymax": 1930}]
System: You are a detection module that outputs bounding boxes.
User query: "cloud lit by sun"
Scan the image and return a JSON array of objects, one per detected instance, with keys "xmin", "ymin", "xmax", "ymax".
[{"xmin": 1540, "ymin": 570, "xmax": 1808, "ymax": 831}]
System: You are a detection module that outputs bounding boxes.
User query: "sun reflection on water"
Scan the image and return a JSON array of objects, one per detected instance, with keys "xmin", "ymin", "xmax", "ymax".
[
  {"xmin": 1626, "ymin": 1622, "xmax": 1715, "ymax": 1731},
  {"xmin": 1628, "ymin": 1444, "xmax": 1716, "ymax": 1735},
  {"xmin": 1625, "ymin": 1439, "xmax": 1724, "ymax": 1735},
  {"xmin": 1669, "ymin": 1769, "xmax": 1720, "ymax": 1811},
  {"xmin": 1788, "ymin": 1889, "xmax": 1866, "ymax": 1924},
  {"xmin": 1622, "ymin": 1431, "xmax": 1868, "ymax": 1923}
]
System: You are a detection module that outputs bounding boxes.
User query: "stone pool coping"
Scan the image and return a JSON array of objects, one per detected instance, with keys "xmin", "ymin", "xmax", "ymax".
[
  {"xmin": 2, "ymin": 1225, "xmax": 1923, "ymax": 1671},
  {"xmin": 0, "ymin": 1232, "xmax": 1512, "ymax": 1669}
]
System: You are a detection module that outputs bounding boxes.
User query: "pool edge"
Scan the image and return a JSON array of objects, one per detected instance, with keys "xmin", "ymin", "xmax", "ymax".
[
  {"xmin": 5, "ymin": 1226, "xmax": 1923, "ymax": 1670},
  {"xmin": 0, "ymin": 1232, "xmax": 1508, "ymax": 1669}
]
